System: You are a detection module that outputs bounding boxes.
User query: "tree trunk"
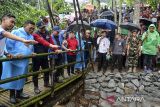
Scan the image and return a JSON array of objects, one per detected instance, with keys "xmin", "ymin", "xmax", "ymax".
[
  {"xmin": 118, "ymin": 0, "xmax": 123, "ymax": 33},
  {"xmin": 133, "ymin": 0, "xmax": 140, "ymax": 25}
]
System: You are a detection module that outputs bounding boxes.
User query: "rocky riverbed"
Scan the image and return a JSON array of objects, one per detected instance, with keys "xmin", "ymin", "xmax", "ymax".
[{"xmin": 55, "ymin": 71, "xmax": 160, "ymax": 107}]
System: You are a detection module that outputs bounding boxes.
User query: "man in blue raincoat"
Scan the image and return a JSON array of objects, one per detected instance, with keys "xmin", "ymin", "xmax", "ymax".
[{"xmin": 0, "ymin": 20, "xmax": 36, "ymax": 104}]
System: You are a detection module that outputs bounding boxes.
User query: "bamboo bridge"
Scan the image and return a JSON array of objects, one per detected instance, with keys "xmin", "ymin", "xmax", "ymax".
[{"xmin": 0, "ymin": 50, "xmax": 91, "ymax": 107}]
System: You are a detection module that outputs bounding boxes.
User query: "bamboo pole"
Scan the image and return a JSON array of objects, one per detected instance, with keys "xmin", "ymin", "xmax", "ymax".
[{"xmin": 0, "ymin": 60, "xmax": 89, "ymax": 85}]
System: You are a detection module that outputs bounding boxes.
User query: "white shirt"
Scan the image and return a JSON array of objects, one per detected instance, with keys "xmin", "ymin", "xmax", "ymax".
[
  {"xmin": 0, "ymin": 26, "xmax": 6, "ymax": 57},
  {"xmin": 97, "ymin": 37, "xmax": 110, "ymax": 53}
]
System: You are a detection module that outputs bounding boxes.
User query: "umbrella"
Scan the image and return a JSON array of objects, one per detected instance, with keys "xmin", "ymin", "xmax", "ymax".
[
  {"xmin": 67, "ymin": 20, "xmax": 91, "ymax": 31},
  {"xmin": 99, "ymin": 10, "xmax": 114, "ymax": 17},
  {"xmin": 139, "ymin": 18, "xmax": 152, "ymax": 26},
  {"xmin": 120, "ymin": 22, "xmax": 140, "ymax": 31},
  {"xmin": 90, "ymin": 19, "xmax": 117, "ymax": 30}
]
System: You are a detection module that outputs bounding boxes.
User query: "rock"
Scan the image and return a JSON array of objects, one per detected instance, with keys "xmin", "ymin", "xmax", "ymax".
[
  {"xmin": 125, "ymin": 83, "xmax": 137, "ymax": 90},
  {"xmin": 97, "ymin": 72, "xmax": 103, "ymax": 77},
  {"xmin": 86, "ymin": 74, "xmax": 97, "ymax": 79},
  {"xmin": 103, "ymin": 87, "xmax": 116, "ymax": 93},
  {"xmin": 139, "ymin": 85, "xmax": 145, "ymax": 91},
  {"xmin": 85, "ymin": 79, "xmax": 97, "ymax": 84},
  {"xmin": 104, "ymin": 76, "xmax": 111, "ymax": 82},
  {"xmin": 99, "ymin": 99, "xmax": 111, "ymax": 107},
  {"xmin": 118, "ymin": 83, "xmax": 125, "ymax": 89},
  {"xmin": 84, "ymin": 94, "xmax": 99, "ymax": 100},
  {"xmin": 100, "ymin": 91, "xmax": 107, "ymax": 99},
  {"xmin": 142, "ymin": 100, "xmax": 151, "ymax": 107},
  {"xmin": 126, "ymin": 74, "xmax": 138, "ymax": 79},
  {"xmin": 97, "ymin": 76, "xmax": 106, "ymax": 83},
  {"xmin": 124, "ymin": 87, "xmax": 135, "ymax": 95},
  {"xmin": 92, "ymin": 83, "xmax": 101, "ymax": 89},
  {"xmin": 116, "ymin": 87, "xmax": 124, "ymax": 95},
  {"xmin": 142, "ymin": 81, "xmax": 152, "ymax": 86},
  {"xmin": 66, "ymin": 102, "xmax": 76, "ymax": 107},
  {"xmin": 131, "ymin": 79, "xmax": 140, "ymax": 87},
  {"xmin": 128, "ymin": 102, "xmax": 136, "ymax": 107},
  {"xmin": 104, "ymin": 71, "xmax": 110, "ymax": 76},
  {"xmin": 121, "ymin": 78, "xmax": 129, "ymax": 83},
  {"xmin": 108, "ymin": 79, "xmax": 116, "ymax": 88},
  {"xmin": 90, "ymin": 105, "xmax": 97, "ymax": 107},
  {"xmin": 153, "ymin": 82, "xmax": 160, "ymax": 87},
  {"xmin": 115, "ymin": 73, "xmax": 122, "ymax": 79},
  {"xmin": 100, "ymin": 82, "xmax": 108, "ymax": 88},
  {"xmin": 144, "ymin": 75, "xmax": 152, "ymax": 82}
]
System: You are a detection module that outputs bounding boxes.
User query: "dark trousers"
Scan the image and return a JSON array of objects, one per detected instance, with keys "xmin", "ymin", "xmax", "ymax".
[
  {"xmin": 84, "ymin": 51, "xmax": 90, "ymax": 68},
  {"xmin": 0, "ymin": 62, "xmax": 2, "ymax": 80},
  {"xmin": 53, "ymin": 55, "xmax": 64, "ymax": 82},
  {"xmin": 143, "ymin": 54, "xmax": 155, "ymax": 70},
  {"xmin": 67, "ymin": 55, "xmax": 76, "ymax": 76},
  {"xmin": 111, "ymin": 54, "xmax": 123, "ymax": 71},
  {"xmin": 97, "ymin": 52, "xmax": 107, "ymax": 71},
  {"xmin": 32, "ymin": 56, "xmax": 49, "ymax": 87}
]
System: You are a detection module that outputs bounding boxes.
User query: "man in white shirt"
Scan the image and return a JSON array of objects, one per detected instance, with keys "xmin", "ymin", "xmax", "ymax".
[{"xmin": 97, "ymin": 30, "xmax": 110, "ymax": 72}]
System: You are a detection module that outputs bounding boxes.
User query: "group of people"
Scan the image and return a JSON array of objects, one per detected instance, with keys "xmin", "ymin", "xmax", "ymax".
[{"xmin": 0, "ymin": 14, "xmax": 95, "ymax": 104}]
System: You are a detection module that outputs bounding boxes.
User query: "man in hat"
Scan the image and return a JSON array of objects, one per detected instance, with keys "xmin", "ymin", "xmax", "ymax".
[
  {"xmin": 50, "ymin": 26, "xmax": 64, "ymax": 83},
  {"xmin": 32, "ymin": 21, "xmax": 60, "ymax": 94}
]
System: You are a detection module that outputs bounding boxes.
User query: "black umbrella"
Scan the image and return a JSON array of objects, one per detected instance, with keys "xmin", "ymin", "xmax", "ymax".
[
  {"xmin": 120, "ymin": 22, "xmax": 140, "ymax": 31},
  {"xmin": 139, "ymin": 18, "xmax": 152, "ymax": 26},
  {"xmin": 67, "ymin": 20, "xmax": 91, "ymax": 31},
  {"xmin": 99, "ymin": 10, "xmax": 114, "ymax": 17}
]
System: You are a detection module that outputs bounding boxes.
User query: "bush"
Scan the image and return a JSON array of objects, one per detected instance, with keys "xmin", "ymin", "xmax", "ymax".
[{"xmin": 0, "ymin": 0, "xmax": 47, "ymax": 27}]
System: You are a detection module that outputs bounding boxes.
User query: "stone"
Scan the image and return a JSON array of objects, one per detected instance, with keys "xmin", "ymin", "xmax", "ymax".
[
  {"xmin": 86, "ymin": 74, "xmax": 97, "ymax": 79},
  {"xmin": 99, "ymin": 99, "xmax": 112, "ymax": 107},
  {"xmin": 104, "ymin": 71, "xmax": 110, "ymax": 76},
  {"xmin": 66, "ymin": 102, "xmax": 76, "ymax": 107},
  {"xmin": 92, "ymin": 83, "xmax": 101, "ymax": 89},
  {"xmin": 144, "ymin": 75, "xmax": 152, "ymax": 82},
  {"xmin": 124, "ymin": 87, "xmax": 135, "ymax": 95},
  {"xmin": 100, "ymin": 91, "xmax": 107, "ymax": 99},
  {"xmin": 116, "ymin": 87, "xmax": 124, "ymax": 95},
  {"xmin": 153, "ymin": 82, "xmax": 160, "ymax": 87},
  {"xmin": 139, "ymin": 85, "xmax": 145, "ymax": 92},
  {"xmin": 84, "ymin": 94, "xmax": 99, "ymax": 100},
  {"xmin": 142, "ymin": 100, "xmax": 151, "ymax": 107},
  {"xmin": 125, "ymin": 83, "xmax": 137, "ymax": 90},
  {"xmin": 118, "ymin": 83, "xmax": 125, "ymax": 89},
  {"xmin": 97, "ymin": 76, "xmax": 106, "ymax": 83},
  {"xmin": 126, "ymin": 74, "xmax": 138, "ymax": 79},
  {"xmin": 85, "ymin": 79, "xmax": 97, "ymax": 84},
  {"xmin": 128, "ymin": 102, "xmax": 136, "ymax": 107},
  {"xmin": 100, "ymin": 82, "xmax": 108, "ymax": 88},
  {"xmin": 115, "ymin": 73, "xmax": 122, "ymax": 79},
  {"xmin": 131, "ymin": 79, "xmax": 140, "ymax": 87},
  {"xmin": 90, "ymin": 105, "xmax": 97, "ymax": 107},
  {"xmin": 103, "ymin": 87, "xmax": 116, "ymax": 93},
  {"xmin": 142, "ymin": 81, "xmax": 152, "ymax": 86},
  {"xmin": 108, "ymin": 79, "xmax": 116, "ymax": 88},
  {"xmin": 104, "ymin": 76, "xmax": 111, "ymax": 82},
  {"xmin": 121, "ymin": 78, "xmax": 129, "ymax": 83},
  {"xmin": 97, "ymin": 72, "xmax": 103, "ymax": 77}
]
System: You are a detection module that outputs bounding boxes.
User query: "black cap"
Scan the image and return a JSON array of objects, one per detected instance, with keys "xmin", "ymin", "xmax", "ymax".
[{"xmin": 36, "ymin": 21, "xmax": 46, "ymax": 29}]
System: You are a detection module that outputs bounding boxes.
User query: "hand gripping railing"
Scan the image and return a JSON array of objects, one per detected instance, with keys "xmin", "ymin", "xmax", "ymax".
[{"xmin": 0, "ymin": 49, "xmax": 88, "ymax": 85}]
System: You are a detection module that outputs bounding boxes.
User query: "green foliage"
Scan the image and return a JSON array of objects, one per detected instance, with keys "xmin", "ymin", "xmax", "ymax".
[
  {"xmin": 0, "ymin": 0, "xmax": 47, "ymax": 27},
  {"xmin": 52, "ymin": 0, "xmax": 72, "ymax": 14}
]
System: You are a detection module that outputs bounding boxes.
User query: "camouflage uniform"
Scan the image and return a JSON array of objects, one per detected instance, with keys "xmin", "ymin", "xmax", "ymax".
[{"xmin": 128, "ymin": 37, "xmax": 141, "ymax": 67}]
